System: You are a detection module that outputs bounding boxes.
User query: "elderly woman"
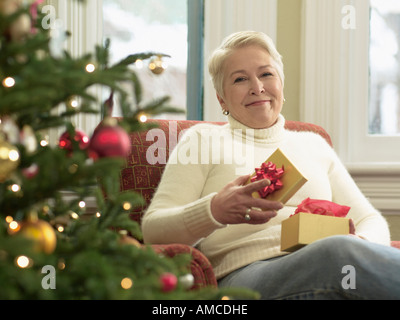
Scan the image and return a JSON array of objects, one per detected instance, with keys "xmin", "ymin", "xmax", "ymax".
[{"xmin": 142, "ymin": 31, "xmax": 400, "ymax": 299}]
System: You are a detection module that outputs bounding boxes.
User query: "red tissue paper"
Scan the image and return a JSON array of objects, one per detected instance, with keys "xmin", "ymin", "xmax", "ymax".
[{"xmin": 293, "ymin": 198, "xmax": 350, "ymax": 218}]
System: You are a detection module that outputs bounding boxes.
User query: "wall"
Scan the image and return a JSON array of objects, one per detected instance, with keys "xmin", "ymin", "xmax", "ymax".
[{"xmin": 277, "ymin": 0, "xmax": 302, "ymax": 122}]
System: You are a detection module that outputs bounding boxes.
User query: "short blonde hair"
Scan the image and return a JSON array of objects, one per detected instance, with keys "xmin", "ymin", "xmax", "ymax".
[{"xmin": 208, "ymin": 31, "xmax": 284, "ymax": 100}]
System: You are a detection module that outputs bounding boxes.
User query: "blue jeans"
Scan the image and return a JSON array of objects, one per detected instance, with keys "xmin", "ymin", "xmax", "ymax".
[{"xmin": 218, "ymin": 235, "xmax": 400, "ymax": 299}]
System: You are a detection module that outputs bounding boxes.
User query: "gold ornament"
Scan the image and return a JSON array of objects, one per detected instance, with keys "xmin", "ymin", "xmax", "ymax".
[
  {"xmin": 0, "ymin": 136, "xmax": 20, "ymax": 182},
  {"xmin": 18, "ymin": 212, "xmax": 57, "ymax": 254},
  {"xmin": 119, "ymin": 230, "xmax": 141, "ymax": 248},
  {"xmin": 149, "ymin": 55, "xmax": 167, "ymax": 75}
]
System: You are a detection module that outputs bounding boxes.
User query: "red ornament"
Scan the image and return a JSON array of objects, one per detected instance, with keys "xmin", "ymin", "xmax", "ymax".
[
  {"xmin": 159, "ymin": 272, "xmax": 178, "ymax": 292},
  {"xmin": 88, "ymin": 124, "xmax": 130, "ymax": 159},
  {"xmin": 59, "ymin": 130, "xmax": 90, "ymax": 152}
]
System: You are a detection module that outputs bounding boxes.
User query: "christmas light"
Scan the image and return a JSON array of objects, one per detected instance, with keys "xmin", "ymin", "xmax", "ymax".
[
  {"xmin": 57, "ymin": 225, "xmax": 64, "ymax": 232},
  {"xmin": 11, "ymin": 184, "xmax": 20, "ymax": 192},
  {"xmin": 5, "ymin": 216, "xmax": 13, "ymax": 223},
  {"xmin": 2, "ymin": 77, "xmax": 15, "ymax": 88},
  {"xmin": 40, "ymin": 136, "xmax": 49, "ymax": 147},
  {"xmin": 122, "ymin": 202, "xmax": 132, "ymax": 211},
  {"xmin": 70, "ymin": 211, "xmax": 79, "ymax": 220},
  {"xmin": 16, "ymin": 255, "xmax": 32, "ymax": 268},
  {"xmin": 85, "ymin": 63, "xmax": 96, "ymax": 73},
  {"xmin": 135, "ymin": 59, "xmax": 144, "ymax": 69},
  {"xmin": 8, "ymin": 150, "xmax": 20, "ymax": 162},
  {"xmin": 138, "ymin": 113, "xmax": 148, "ymax": 123},
  {"xmin": 78, "ymin": 201, "xmax": 86, "ymax": 208},
  {"xmin": 58, "ymin": 259, "xmax": 66, "ymax": 270},
  {"xmin": 0, "ymin": 147, "xmax": 19, "ymax": 162},
  {"xmin": 9, "ymin": 221, "xmax": 19, "ymax": 231},
  {"xmin": 121, "ymin": 277, "xmax": 133, "ymax": 290},
  {"xmin": 95, "ymin": 212, "xmax": 101, "ymax": 218}
]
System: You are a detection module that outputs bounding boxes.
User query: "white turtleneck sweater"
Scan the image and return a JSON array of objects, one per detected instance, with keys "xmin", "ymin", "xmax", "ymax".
[{"xmin": 142, "ymin": 114, "xmax": 391, "ymax": 280}]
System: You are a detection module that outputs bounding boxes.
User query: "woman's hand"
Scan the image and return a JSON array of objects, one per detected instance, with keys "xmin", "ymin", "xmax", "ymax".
[
  {"xmin": 348, "ymin": 219, "xmax": 366, "ymax": 240},
  {"xmin": 210, "ymin": 174, "xmax": 283, "ymax": 225}
]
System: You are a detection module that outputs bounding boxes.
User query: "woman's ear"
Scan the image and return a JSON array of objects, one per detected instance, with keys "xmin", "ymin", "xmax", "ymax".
[{"xmin": 217, "ymin": 93, "xmax": 226, "ymax": 108}]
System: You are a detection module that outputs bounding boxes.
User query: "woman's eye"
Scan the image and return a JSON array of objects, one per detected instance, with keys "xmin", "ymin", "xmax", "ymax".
[
  {"xmin": 261, "ymin": 72, "xmax": 273, "ymax": 77},
  {"xmin": 234, "ymin": 77, "xmax": 247, "ymax": 83}
]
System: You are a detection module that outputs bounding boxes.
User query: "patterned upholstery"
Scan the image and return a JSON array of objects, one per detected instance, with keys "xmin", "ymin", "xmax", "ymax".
[{"xmin": 118, "ymin": 118, "xmax": 399, "ymax": 289}]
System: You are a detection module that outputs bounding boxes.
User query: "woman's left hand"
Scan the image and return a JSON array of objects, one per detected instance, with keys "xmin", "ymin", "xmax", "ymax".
[{"xmin": 348, "ymin": 219, "xmax": 366, "ymax": 240}]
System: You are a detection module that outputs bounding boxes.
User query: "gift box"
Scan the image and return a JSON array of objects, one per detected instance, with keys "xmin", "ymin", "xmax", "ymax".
[
  {"xmin": 280, "ymin": 198, "xmax": 351, "ymax": 252},
  {"xmin": 246, "ymin": 148, "xmax": 307, "ymax": 204}
]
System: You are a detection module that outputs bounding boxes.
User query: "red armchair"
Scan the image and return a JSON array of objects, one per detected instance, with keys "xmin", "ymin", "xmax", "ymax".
[{"xmin": 119, "ymin": 119, "xmax": 400, "ymax": 288}]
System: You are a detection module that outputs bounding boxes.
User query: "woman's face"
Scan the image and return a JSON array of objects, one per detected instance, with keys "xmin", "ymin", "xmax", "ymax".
[{"xmin": 217, "ymin": 45, "xmax": 284, "ymax": 129}]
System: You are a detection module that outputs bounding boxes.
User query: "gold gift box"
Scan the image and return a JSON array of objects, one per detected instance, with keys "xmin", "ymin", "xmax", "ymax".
[
  {"xmin": 280, "ymin": 212, "xmax": 350, "ymax": 252},
  {"xmin": 246, "ymin": 148, "xmax": 307, "ymax": 204}
]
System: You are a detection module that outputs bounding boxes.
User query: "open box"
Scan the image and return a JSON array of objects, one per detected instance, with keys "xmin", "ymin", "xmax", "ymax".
[{"xmin": 281, "ymin": 212, "xmax": 350, "ymax": 252}]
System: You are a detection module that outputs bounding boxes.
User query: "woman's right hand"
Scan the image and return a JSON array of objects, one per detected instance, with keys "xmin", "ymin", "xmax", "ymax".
[{"xmin": 210, "ymin": 175, "xmax": 284, "ymax": 225}]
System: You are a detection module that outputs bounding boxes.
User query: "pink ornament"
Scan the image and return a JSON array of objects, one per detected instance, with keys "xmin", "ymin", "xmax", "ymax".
[
  {"xmin": 160, "ymin": 273, "xmax": 178, "ymax": 293},
  {"xmin": 88, "ymin": 124, "xmax": 130, "ymax": 159}
]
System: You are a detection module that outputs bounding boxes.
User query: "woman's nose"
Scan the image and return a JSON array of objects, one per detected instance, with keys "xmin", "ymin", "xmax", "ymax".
[{"xmin": 249, "ymin": 78, "xmax": 265, "ymax": 95}]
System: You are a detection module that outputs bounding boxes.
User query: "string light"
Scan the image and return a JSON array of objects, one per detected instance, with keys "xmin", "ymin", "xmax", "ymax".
[
  {"xmin": 10, "ymin": 184, "xmax": 20, "ymax": 193},
  {"xmin": 8, "ymin": 220, "xmax": 20, "ymax": 233},
  {"xmin": 85, "ymin": 63, "xmax": 96, "ymax": 73},
  {"xmin": 138, "ymin": 113, "xmax": 148, "ymax": 123},
  {"xmin": 2, "ymin": 77, "xmax": 15, "ymax": 88},
  {"xmin": 70, "ymin": 211, "xmax": 79, "ymax": 220},
  {"xmin": 121, "ymin": 277, "xmax": 133, "ymax": 290},
  {"xmin": 134, "ymin": 59, "xmax": 143, "ymax": 69},
  {"xmin": 40, "ymin": 136, "xmax": 49, "ymax": 147},
  {"xmin": 5, "ymin": 216, "xmax": 13, "ymax": 223},
  {"xmin": 95, "ymin": 212, "xmax": 101, "ymax": 218},
  {"xmin": 0, "ymin": 147, "xmax": 19, "ymax": 162},
  {"xmin": 8, "ymin": 150, "xmax": 20, "ymax": 162},
  {"xmin": 15, "ymin": 255, "xmax": 32, "ymax": 268},
  {"xmin": 122, "ymin": 202, "xmax": 132, "ymax": 211},
  {"xmin": 58, "ymin": 259, "xmax": 66, "ymax": 270},
  {"xmin": 78, "ymin": 201, "xmax": 86, "ymax": 209}
]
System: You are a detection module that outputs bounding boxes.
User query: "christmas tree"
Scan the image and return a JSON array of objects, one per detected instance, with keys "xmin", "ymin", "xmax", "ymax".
[{"xmin": 0, "ymin": 0, "xmax": 257, "ymax": 300}]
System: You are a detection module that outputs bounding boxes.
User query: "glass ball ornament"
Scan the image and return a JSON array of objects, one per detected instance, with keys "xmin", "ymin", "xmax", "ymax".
[
  {"xmin": 0, "ymin": 137, "xmax": 20, "ymax": 182},
  {"xmin": 149, "ymin": 55, "xmax": 167, "ymax": 75},
  {"xmin": 88, "ymin": 119, "xmax": 130, "ymax": 159},
  {"xmin": 18, "ymin": 213, "xmax": 57, "ymax": 255},
  {"xmin": 59, "ymin": 129, "xmax": 90, "ymax": 153}
]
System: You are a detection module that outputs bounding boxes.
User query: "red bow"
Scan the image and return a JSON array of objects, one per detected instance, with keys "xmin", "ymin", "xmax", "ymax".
[{"xmin": 251, "ymin": 162, "xmax": 284, "ymax": 198}]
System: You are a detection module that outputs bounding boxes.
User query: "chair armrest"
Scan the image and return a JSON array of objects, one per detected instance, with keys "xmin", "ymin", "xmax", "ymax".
[{"xmin": 151, "ymin": 244, "xmax": 217, "ymax": 289}]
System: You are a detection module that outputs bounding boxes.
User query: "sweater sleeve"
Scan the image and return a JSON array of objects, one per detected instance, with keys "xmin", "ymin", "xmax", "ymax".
[
  {"xmin": 326, "ymin": 144, "xmax": 391, "ymax": 246},
  {"xmin": 142, "ymin": 126, "xmax": 226, "ymax": 245}
]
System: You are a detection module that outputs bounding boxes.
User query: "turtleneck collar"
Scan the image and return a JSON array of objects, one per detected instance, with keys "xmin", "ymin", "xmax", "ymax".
[{"xmin": 226, "ymin": 114, "xmax": 286, "ymax": 142}]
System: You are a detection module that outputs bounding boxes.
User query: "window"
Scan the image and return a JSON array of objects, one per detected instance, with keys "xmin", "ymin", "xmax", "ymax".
[
  {"xmin": 301, "ymin": 0, "xmax": 400, "ymax": 214},
  {"xmin": 301, "ymin": 0, "xmax": 400, "ymax": 165},
  {"xmin": 369, "ymin": 0, "xmax": 400, "ymax": 135},
  {"xmin": 102, "ymin": 0, "xmax": 197, "ymax": 120}
]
